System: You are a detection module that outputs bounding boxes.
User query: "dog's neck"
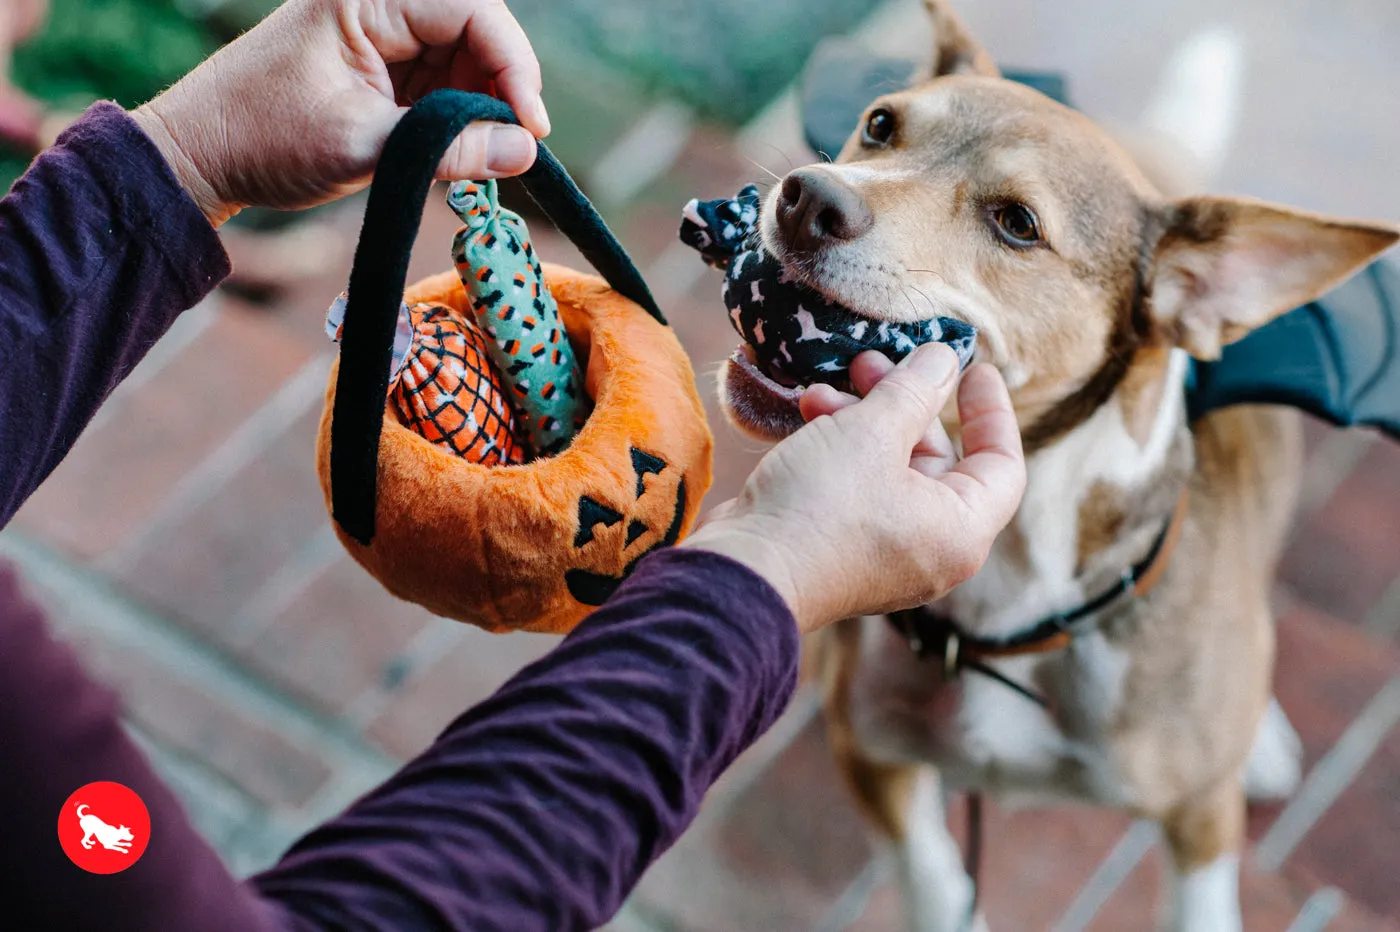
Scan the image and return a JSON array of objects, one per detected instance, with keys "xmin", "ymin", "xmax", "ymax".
[{"xmin": 941, "ymin": 346, "xmax": 1193, "ymax": 640}]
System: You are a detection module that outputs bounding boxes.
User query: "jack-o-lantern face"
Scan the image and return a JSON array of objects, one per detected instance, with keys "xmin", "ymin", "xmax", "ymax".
[{"xmin": 565, "ymin": 447, "xmax": 688, "ymax": 605}]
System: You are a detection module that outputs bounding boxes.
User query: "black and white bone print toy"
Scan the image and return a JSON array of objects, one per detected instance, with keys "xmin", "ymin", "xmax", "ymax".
[{"xmin": 679, "ymin": 184, "xmax": 977, "ymax": 387}]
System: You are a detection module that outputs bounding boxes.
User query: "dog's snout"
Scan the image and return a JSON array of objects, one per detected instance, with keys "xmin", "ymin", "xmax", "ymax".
[{"xmin": 776, "ymin": 168, "xmax": 874, "ymax": 252}]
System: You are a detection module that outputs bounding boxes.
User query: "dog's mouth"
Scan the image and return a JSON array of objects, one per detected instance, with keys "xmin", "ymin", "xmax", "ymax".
[
  {"xmin": 720, "ymin": 254, "xmax": 977, "ymax": 440},
  {"xmin": 680, "ymin": 183, "xmax": 975, "ymax": 440},
  {"xmin": 721, "ymin": 344, "xmax": 810, "ymax": 441}
]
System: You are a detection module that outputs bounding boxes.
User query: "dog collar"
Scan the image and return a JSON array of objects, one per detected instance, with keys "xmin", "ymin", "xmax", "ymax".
[{"xmin": 887, "ymin": 487, "xmax": 1191, "ymax": 706}]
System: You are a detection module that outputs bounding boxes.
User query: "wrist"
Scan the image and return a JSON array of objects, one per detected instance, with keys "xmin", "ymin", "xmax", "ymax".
[
  {"xmin": 681, "ymin": 521, "xmax": 819, "ymax": 634},
  {"xmin": 130, "ymin": 101, "xmax": 232, "ymax": 228}
]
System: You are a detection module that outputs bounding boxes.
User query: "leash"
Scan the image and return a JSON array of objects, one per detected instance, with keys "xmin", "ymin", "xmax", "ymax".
[{"xmin": 891, "ymin": 489, "xmax": 1190, "ymax": 928}]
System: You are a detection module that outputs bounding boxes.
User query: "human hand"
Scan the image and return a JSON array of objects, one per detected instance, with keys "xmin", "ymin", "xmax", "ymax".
[
  {"xmin": 0, "ymin": 0, "xmax": 49, "ymax": 152},
  {"xmin": 683, "ymin": 344, "xmax": 1026, "ymax": 635},
  {"xmin": 130, "ymin": 0, "xmax": 548, "ymax": 227}
]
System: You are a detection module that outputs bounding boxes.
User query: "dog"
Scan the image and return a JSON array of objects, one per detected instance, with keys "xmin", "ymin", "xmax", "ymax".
[
  {"xmin": 716, "ymin": 2, "xmax": 1399, "ymax": 929},
  {"xmin": 76, "ymin": 803, "xmax": 135, "ymax": 854}
]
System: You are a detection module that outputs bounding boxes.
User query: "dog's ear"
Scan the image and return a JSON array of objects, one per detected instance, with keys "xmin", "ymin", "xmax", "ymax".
[
  {"xmin": 1147, "ymin": 196, "xmax": 1399, "ymax": 360},
  {"xmin": 922, "ymin": 0, "xmax": 999, "ymax": 78}
]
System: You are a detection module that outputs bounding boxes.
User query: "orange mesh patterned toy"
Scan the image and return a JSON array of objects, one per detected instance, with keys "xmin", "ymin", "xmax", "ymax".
[{"xmin": 390, "ymin": 303, "xmax": 526, "ymax": 466}]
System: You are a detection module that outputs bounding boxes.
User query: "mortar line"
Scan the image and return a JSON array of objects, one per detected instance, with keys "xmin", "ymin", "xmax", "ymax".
[
  {"xmin": 97, "ymin": 351, "xmax": 333, "ymax": 576},
  {"xmin": 815, "ymin": 852, "xmax": 894, "ymax": 932},
  {"xmin": 225, "ymin": 523, "xmax": 347, "ymax": 649},
  {"xmin": 1295, "ymin": 430, "xmax": 1374, "ymax": 519},
  {"xmin": 1361, "ymin": 572, "xmax": 1400, "ymax": 641},
  {"xmin": 342, "ymin": 618, "xmax": 469, "ymax": 731},
  {"xmin": 1283, "ymin": 887, "xmax": 1345, "ymax": 932},
  {"xmin": 1255, "ymin": 672, "xmax": 1400, "ymax": 871},
  {"xmin": 1054, "ymin": 819, "xmax": 1158, "ymax": 932}
]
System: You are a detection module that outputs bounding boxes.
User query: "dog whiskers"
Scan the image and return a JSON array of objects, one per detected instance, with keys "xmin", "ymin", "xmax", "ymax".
[
  {"xmin": 757, "ymin": 142, "xmax": 797, "ymax": 172},
  {"xmin": 744, "ymin": 156, "xmax": 783, "ymax": 185},
  {"xmin": 907, "ymin": 283, "xmax": 940, "ymax": 317},
  {"xmin": 899, "ymin": 287, "xmax": 921, "ymax": 318}
]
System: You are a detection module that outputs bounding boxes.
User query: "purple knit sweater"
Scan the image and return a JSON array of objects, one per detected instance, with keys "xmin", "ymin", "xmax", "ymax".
[{"xmin": 0, "ymin": 103, "xmax": 800, "ymax": 931}]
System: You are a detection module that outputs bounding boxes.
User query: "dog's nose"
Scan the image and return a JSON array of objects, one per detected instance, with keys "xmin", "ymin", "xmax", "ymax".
[{"xmin": 776, "ymin": 168, "xmax": 874, "ymax": 252}]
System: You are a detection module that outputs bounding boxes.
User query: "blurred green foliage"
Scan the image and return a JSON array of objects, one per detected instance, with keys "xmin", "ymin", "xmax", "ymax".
[
  {"xmin": 511, "ymin": 0, "xmax": 880, "ymax": 125},
  {"xmin": 1, "ymin": 0, "xmax": 217, "ymax": 190}
]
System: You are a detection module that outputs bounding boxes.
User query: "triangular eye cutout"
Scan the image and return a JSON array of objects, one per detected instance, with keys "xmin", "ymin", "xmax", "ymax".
[
  {"xmin": 574, "ymin": 496, "xmax": 623, "ymax": 547},
  {"xmin": 630, "ymin": 447, "xmax": 666, "ymax": 497}
]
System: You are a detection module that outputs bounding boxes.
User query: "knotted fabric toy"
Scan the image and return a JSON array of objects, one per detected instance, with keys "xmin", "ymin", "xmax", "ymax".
[
  {"xmin": 449, "ymin": 180, "xmax": 591, "ymax": 456},
  {"xmin": 680, "ymin": 184, "xmax": 977, "ymax": 386}
]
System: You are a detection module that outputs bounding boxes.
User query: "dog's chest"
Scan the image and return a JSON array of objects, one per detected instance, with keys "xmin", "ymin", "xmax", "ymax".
[{"xmin": 854, "ymin": 620, "xmax": 1138, "ymax": 807}]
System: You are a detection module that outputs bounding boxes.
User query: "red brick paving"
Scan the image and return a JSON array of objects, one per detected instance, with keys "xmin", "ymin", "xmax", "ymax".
[
  {"xmin": 14, "ymin": 304, "xmax": 317, "ymax": 561},
  {"xmin": 363, "ymin": 625, "xmax": 560, "ymax": 759},
  {"xmin": 243, "ymin": 554, "xmax": 438, "ymax": 718},
  {"xmin": 1280, "ymin": 440, "xmax": 1400, "ymax": 624},
  {"xmin": 111, "ymin": 406, "xmax": 329, "ymax": 642},
  {"xmin": 71, "ymin": 630, "xmax": 333, "ymax": 809}
]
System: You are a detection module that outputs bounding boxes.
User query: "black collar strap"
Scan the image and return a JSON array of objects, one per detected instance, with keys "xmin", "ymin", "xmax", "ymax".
[{"xmin": 888, "ymin": 488, "xmax": 1190, "ymax": 693}]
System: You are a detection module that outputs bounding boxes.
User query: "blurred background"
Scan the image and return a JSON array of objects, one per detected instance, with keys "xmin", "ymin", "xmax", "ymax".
[{"xmin": 3, "ymin": 0, "xmax": 1398, "ymax": 929}]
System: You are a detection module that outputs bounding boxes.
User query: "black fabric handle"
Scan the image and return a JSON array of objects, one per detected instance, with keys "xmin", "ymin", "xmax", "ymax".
[{"xmin": 331, "ymin": 89, "xmax": 664, "ymax": 544}]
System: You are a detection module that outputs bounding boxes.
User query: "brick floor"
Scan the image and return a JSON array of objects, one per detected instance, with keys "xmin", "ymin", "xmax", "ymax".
[{"xmin": 3, "ymin": 2, "xmax": 1400, "ymax": 930}]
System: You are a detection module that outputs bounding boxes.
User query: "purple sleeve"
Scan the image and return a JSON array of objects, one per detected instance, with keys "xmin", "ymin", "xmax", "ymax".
[
  {"xmin": 253, "ymin": 547, "xmax": 800, "ymax": 931},
  {"xmin": 0, "ymin": 102, "xmax": 230, "ymax": 527},
  {"xmin": 2, "ymin": 547, "xmax": 797, "ymax": 931}
]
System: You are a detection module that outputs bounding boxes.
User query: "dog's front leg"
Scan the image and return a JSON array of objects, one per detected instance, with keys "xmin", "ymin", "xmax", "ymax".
[
  {"xmin": 1159, "ymin": 779, "xmax": 1245, "ymax": 932},
  {"xmin": 895, "ymin": 767, "xmax": 985, "ymax": 932}
]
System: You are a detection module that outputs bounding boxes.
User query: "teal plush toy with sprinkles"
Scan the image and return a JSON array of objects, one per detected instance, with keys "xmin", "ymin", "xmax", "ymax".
[{"xmin": 448, "ymin": 180, "xmax": 591, "ymax": 456}]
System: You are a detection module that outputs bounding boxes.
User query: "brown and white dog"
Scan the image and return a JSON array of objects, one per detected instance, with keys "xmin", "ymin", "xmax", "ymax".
[{"xmin": 717, "ymin": 3, "xmax": 1399, "ymax": 929}]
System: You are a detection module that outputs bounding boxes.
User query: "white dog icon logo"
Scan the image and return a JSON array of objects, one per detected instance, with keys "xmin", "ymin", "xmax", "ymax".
[{"xmin": 75, "ymin": 803, "xmax": 136, "ymax": 854}]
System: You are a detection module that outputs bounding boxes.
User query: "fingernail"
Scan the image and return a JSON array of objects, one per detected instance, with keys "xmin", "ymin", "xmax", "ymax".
[
  {"xmin": 531, "ymin": 97, "xmax": 552, "ymax": 137},
  {"xmin": 905, "ymin": 343, "xmax": 958, "ymax": 384},
  {"xmin": 486, "ymin": 125, "xmax": 534, "ymax": 172}
]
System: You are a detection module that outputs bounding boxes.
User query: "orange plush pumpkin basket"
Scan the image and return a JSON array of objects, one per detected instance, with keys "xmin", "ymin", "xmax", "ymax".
[{"xmin": 317, "ymin": 91, "xmax": 712, "ymax": 634}]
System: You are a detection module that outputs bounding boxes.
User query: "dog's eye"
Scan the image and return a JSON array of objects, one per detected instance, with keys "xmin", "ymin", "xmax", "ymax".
[
  {"xmin": 862, "ymin": 108, "xmax": 896, "ymax": 147},
  {"xmin": 992, "ymin": 203, "xmax": 1042, "ymax": 247}
]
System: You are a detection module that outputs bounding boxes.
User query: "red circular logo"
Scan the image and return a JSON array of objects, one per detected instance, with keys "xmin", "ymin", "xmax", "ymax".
[{"xmin": 57, "ymin": 782, "xmax": 150, "ymax": 874}]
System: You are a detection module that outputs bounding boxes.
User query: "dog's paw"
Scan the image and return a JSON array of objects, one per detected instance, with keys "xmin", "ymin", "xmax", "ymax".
[{"xmin": 1244, "ymin": 698, "xmax": 1303, "ymax": 801}]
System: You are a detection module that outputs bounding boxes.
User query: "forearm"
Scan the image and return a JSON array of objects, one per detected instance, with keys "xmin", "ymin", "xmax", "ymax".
[
  {"xmin": 253, "ymin": 548, "xmax": 800, "ymax": 931},
  {"xmin": 0, "ymin": 102, "xmax": 229, "ymax": 526}
]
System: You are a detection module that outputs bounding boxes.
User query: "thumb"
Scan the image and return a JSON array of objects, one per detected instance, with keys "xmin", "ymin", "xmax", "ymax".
[
  {"xmin": 436, "ymin": 120, "xmax": 537, "ymax": 180},
  {"xmin": 839, "ymin": 343, "xmax": 960, "ymax": 453},
  {"xmin": 362, "ymin": 99, "xmax": 538, "ymax": 182}
]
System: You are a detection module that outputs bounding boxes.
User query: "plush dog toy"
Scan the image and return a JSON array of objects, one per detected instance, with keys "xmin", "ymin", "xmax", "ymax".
[
  {"xmin": 317, "ymin": 90, "xmax": 712, "ymax": 635},
  {"xmin": 680, "ymin": 184, "xmax": 978, "ymax": 387},
  {"xmin": 449, "ymin": 180, "xmax": 591, "ymax": 455}
]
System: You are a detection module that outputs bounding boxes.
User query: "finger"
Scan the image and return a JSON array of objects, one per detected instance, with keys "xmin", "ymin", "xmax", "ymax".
[
  {"xmin": 359, "ymin": 95, "xmax": 538, "ymax": 181},
  {"xmin": 911, "ymin": 416, "xmax": 957, "ymax": 477},
  {"xmin": 936, "ymin": 363, "xmax": 1026, "ymax": 527},
  {"xmin": 436, "ymin": 119, "xmax": 538, "ymax": 179},
  {"xmin": 835, "ymin": 343, "xmax": 959, "ymax": 453},
  {"xmin": 455, "ymin": 0, "xmax": 550, "ymax": 136},
  {"xmin": 848, "ymin": 350, "xmax": 895, "ymax": 396},
  {"xmin": 848, "ymin": 349, "xmax": 952, "ymax": 469},
  {"xmin": 798, "ymin": 383, "xmax": 860, "ymax": 422},
  {"xmin": 381, "ymin": 1, "xmax": 548, "ymax": 136}
]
